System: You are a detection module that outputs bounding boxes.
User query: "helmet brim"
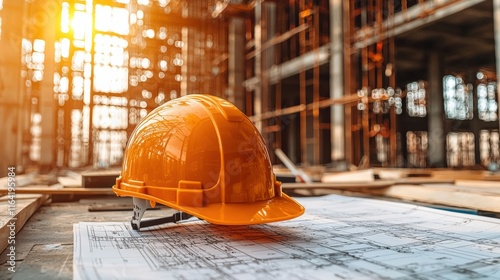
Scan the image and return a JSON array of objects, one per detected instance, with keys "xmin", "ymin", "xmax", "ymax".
[
  {"xmin": 178, "ymin": 193, "xmax": 305, "ymax": 225},
  {"xmin": 113, "ymin": 185, "xmax": 304, "ymax": 225}
]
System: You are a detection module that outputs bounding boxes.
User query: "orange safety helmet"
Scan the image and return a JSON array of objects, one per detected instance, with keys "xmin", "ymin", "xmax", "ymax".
[{"xmin": 113, "ymin": 94, "xmax": 304, "ymax": 229}]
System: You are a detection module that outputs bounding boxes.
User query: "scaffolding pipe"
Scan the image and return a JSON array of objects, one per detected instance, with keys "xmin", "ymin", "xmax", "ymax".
[
  {"xmin": 249, "ymin": 94, "xmax": 361, "ymax": 122},
  {"xmin": 243, "ymin": 45, "xmax": 330, "ymax": 90},
  {"xmin": 352, "ymin": 0, "xmax": 486, "ymax": 50}
]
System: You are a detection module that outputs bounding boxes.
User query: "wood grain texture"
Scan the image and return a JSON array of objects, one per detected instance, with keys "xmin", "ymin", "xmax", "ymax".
[
  {"xmin": 366, "ymin": 184, "xmax": 500, "ymax": 212},
  {"xmin": 0, "ymin": 194, "xmax": 49, "ymax": 255},
  {"xmin": 0, "ymin": 187, "xmax": 114, "ymax": 196}
]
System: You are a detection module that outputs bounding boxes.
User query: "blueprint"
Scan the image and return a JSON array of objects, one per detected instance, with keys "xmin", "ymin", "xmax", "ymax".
[{"xmin": 73, "ymin": 194, "xmax": 500, "ymax": 279}]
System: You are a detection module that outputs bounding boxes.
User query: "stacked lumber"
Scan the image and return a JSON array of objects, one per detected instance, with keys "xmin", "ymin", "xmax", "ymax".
[
  {"xmin": 307, "ymin": 168, "xmax": 500, "ymax": 213},
  {"xmin": 0, "ymin": 173, "xmax": 52, "ymax": 254}
]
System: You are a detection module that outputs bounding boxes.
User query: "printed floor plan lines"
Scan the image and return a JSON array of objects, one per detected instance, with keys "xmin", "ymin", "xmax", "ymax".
[{"xmin": 74, "ymin": 195, "xmax": 500, "ymax": 279}]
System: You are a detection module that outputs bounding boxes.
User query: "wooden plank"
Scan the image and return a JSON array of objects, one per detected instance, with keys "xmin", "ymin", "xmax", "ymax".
[
  {"xmin": 374, "ymin": 168, "xmax": 493, "ymax": 180},
  {"xmin": 0, "ymin": 194, "xmax": 42, "ymax": 202},
  {"xmin": 321, "ymin": 169, "xmax": 375, "ymax": 183},
  {"xmin": 454, "ymin": 180, "xmax": 500, "ymax": 188},
  {"xmin": 0, "ymin": 187, "xmax": 114, "ymax": 196},
  {"xmin": 81, "ymin": 170, "xmax": 120, "ymax": 188},
  {"xmin": 57, "ymin": 176, "xmax": 81, "ymax": 188},
  {"xmin": 395, "ymin": 177, "xmax": 455, "ymax": 184},
  {"xmin": 0, "ymin": 194, "xmax": 49, "ymax": 254},
  {"xmin": 429, "ymin": 170, "xmax": 489, "ymax": 180},
  {"xmin": 483, "ymin": 174, "xmax": 500, "ymax": 181},
  {"xmin": 374, "ymin": 168, "xmax": 409, "ymax": 180},
  {"xmin": 0, "ymin": 173, "xmax": 35, "ymax": 188},
  {"xmin": 282, "ymin": 180, "xmax": 394, "ymax": 190},
  {"xmin": 366, "ymin": 184, "xmax": 500, "ymax": 212},
  {"xmin": 423, "ymin": 183, "xmax": 500, "ymax": 196}
]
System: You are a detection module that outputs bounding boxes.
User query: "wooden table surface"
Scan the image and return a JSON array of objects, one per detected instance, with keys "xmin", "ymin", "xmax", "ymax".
[
  {"xmin": 0, "ymin": 196, "xmax": 174, "ymax": 280},
  {"xmin": 2, "ymin": 183, "xmax": 500, "ymax": 279}
]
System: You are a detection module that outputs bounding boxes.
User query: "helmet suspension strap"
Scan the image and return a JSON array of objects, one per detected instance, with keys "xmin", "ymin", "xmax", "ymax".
[{"xmin": 131, "ymin": 197, "xmax": 193, "ymax": 230}]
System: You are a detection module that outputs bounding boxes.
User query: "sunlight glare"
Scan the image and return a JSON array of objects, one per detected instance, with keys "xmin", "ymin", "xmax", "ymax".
[
  {"xmin": 95, "ymin": 5, "xmax": 129, "ymax": 35},
  {"xmin": 72, "ymin": 11, "xmax": 87, "ymax": 40}
]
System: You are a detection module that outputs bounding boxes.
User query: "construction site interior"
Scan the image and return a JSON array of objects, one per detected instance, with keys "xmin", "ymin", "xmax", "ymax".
[
  {"xmin": 3, "ymin": 1, "xmax": 500, "ymax": 278},
  {"xmin": 2, "ymin": 0, "xmax": 500, "ymax": 177}
]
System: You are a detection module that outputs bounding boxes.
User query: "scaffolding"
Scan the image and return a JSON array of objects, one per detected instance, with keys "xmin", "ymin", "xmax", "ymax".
[
  {"xmin": 241, "ymin": 0, "xmax": 332, "ymax": 166},
  {"xmin": 241, "ymin": 0, "xmax": 500, "ymax": 169},
  {"xmin": 0, "ymin": 0, "xmax": 229, "ymax": 171},
  {"xmin": 1, "ymin": 0, "xmax": 500, "ymax": 174}
]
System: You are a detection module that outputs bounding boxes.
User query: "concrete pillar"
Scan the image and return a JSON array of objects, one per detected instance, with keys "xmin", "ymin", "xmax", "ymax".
[
  {"xmin": 38, "ymin": 0, "xmax": 58, "ymax": 170},
  {"xmin": 253, "ymin": 2, "xmax": 263, "ymax": 132},
  {"xmin": 330, "ymin": 0, "xmax": 345, "ymax": 161},
  {"xmin": 0, "ymin": 0, "xmax": 24, "ymax": 176},
  {"xmin": 227, "ymin": 21, "xmax": 244, "ymax": 110},
  {"xmin": 428, "ymin": 51, "xmax": 445, "ymax": 167},
  {"xmin": 253, "ymin": 2, "xmax": 275, "ymax": 133},
  {"xmin": 227, "ymin": 0, "xmax": 245, "ymax": 111}
]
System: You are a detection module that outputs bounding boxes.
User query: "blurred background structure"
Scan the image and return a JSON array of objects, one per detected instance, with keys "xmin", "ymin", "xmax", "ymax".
[{"xmin": 1, "ymin": 0, "xmax": 500, "ymax": 176}]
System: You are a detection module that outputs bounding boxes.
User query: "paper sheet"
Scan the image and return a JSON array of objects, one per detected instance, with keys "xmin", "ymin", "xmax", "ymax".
[{"xmin": 73, "ymin": 194, "xmax": 500, "ymax": 279}]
